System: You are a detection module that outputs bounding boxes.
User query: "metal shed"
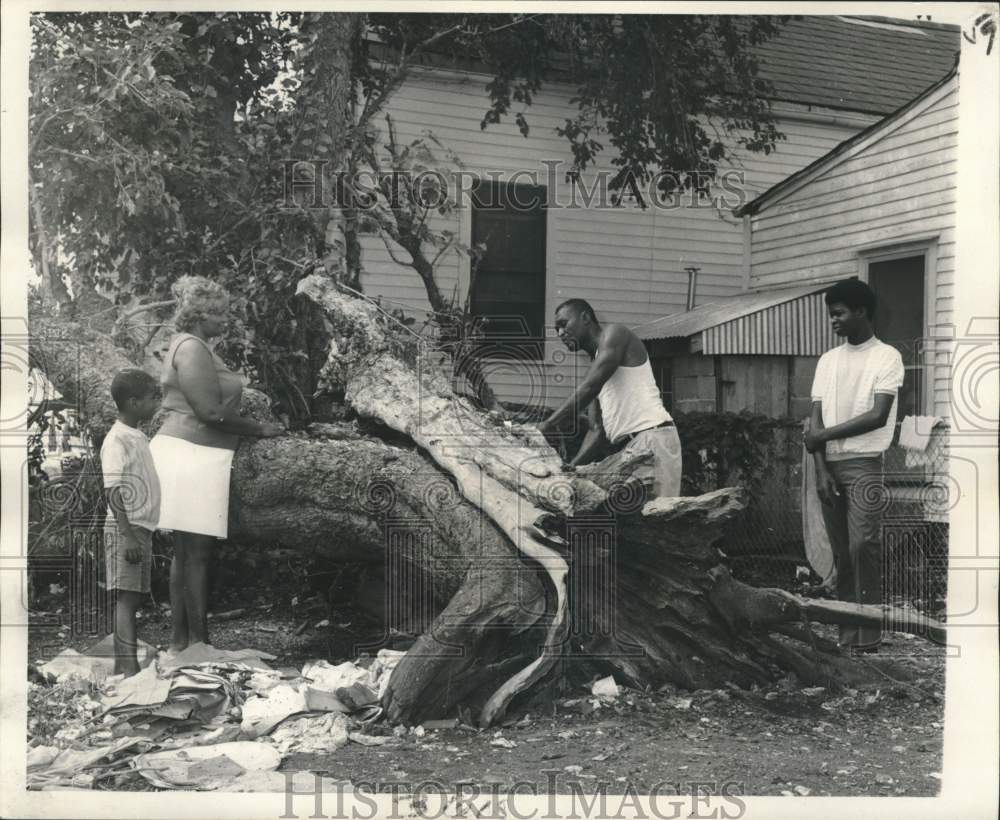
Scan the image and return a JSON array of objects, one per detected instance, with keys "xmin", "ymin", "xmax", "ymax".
[{"xmin": 632, "ymin": 283, "xmax": 837, "ymax": 356}]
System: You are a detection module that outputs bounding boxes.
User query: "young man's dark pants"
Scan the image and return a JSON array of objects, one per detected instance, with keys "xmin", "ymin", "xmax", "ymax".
[{"xmin": 819, "ymin": 456, "xmax": 885, "ymax": 650}]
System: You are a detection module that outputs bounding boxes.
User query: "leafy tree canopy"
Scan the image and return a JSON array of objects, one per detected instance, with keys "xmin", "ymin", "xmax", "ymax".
[
  {"xmin": 365, "ymin": 13, "xmax": 789, "ymax": 189},
  {"xmin": 29, "ymin": 11, "xmax": 790, "ymax": 419}
]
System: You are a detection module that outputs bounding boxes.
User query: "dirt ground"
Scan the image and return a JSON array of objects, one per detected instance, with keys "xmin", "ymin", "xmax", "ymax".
[{"xmin": 27, "ymin": 594, "xmax": 945, "ymax": 797}]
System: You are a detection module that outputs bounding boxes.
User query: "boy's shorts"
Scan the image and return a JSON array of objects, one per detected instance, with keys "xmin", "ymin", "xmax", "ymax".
[{"xmin": 104, "ymin": 525, "xmax": 153, "ymax": 594}]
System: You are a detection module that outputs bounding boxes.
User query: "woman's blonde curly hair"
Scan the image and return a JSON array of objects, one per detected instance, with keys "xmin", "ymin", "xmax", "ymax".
[{"xmin": 171, "ymin": 276, "xmax": 229, "ymax": 333}]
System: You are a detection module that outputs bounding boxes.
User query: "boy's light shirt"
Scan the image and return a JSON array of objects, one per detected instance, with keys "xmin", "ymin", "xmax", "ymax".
[{"xmin": 100, "ymin": 420, "xmax": 161, "ymax": 530}]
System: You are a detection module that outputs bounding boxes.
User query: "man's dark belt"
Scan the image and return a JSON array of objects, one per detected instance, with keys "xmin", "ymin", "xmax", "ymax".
[{"xmin": 619, "ymin": 420, "xmax": 674, "ymax": 444}]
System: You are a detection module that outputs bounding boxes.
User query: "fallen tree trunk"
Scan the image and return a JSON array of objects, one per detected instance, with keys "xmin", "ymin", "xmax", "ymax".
[
  {"xmin": 31, "ymin": 294, "xmax": 947, "ymax": 727},
  {"xmin": 31, "ymin": 312, "xmax": 560, "ymax": 720},
  {"xmin": 296, "ymin": 276, "xmax": 948, "ymax": 720}
]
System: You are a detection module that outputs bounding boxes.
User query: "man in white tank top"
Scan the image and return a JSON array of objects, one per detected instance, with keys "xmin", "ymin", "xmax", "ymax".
[{"xmin": 538, "ymin": 298, "xmax": 681, "ymax": 499}]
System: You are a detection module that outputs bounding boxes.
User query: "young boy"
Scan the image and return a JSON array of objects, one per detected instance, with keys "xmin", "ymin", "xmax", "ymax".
[
  {"xmin": 804, "ymin": 279, "xmax": 905, "ymax": 653},
  {"xmin": 101, "ymin": 369, "xmax": 162, "ymax": 677}
]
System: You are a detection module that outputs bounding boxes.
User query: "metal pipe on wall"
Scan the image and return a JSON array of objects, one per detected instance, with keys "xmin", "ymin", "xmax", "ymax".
[{"xmin": 685, "ymin": 267, "xmax": 700, "ymax": 311}]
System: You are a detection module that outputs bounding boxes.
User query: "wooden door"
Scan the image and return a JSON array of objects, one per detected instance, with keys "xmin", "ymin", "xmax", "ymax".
[{"xmin": 718, "ymin": 356, "xmax": 790, "ymax": 417}]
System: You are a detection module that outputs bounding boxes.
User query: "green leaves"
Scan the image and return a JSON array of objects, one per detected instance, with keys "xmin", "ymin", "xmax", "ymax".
[
  {"xmin": 478, "ymin": 15, "xmax": 788, "ymax": 190},
  {"xmin": 674, "ymin": 410, "xmax": 783, "ymax": 496},
  {"xmin": 30, "ymin": 11, "xmax": 321, "ymax": 416},
  {"xmin": 31, "ymin": 11, "xmax": 792, "ymax": 424}
]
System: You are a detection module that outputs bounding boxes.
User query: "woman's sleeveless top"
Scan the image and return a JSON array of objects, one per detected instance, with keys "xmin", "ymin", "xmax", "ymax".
[{"xmin": 156, "ymin": 332, "xmax": 243, "ymax": 450}]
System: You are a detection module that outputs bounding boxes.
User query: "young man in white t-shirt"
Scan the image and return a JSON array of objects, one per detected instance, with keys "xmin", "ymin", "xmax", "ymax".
[{"xmin": 805, "ymin": 279, "xmax": 905, "ymax": 653}]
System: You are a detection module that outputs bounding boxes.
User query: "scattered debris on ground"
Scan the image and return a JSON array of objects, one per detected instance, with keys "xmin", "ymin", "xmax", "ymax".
[
  {"xmin": 27, "ymin": 637, "xmax": 405, "ymax": 791},
  {"xmin": 27, "ymin": 610, "xmax": 946, "ymax": 796},
  {"xmin": 37, "ymin": 634, "xmax": 157, "ymax": 685}
]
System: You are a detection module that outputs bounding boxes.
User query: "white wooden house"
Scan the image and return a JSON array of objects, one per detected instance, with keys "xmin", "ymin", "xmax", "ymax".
[
  {"xmin": 357, "ymin": 15, "xmax": 958, "ymax": 412},
  {"xmin": 736, "ymin": 68, "xmax": 958, "ymax": 423},
  {"xmin": 644, "ymin": 56, "xmax": 963, "ymax": 526},
  {"xmin": 645, "ymin": 64, "xmax": 959, "ymax": 424}
]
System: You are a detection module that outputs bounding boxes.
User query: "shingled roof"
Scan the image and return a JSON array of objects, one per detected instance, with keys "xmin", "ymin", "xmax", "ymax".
[
  {"xmin": 754, "ymin": 15, "xmax": 959, "ymax": 115},
  {"xmin": 377, "ymin": 14, "xmax": 959, "ymax": 117}
]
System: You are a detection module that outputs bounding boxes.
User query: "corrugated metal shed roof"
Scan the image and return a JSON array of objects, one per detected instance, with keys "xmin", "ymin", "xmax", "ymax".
[
  {"xmin": 755, "ymin": 16, "xmax": 959, "ymax": 116},
  {"xmin": 634, "ymin": 284, "xmax": 827, "ymax": 340},
  {"xmin": 634, "ymin": 283, "xmax": 839, "ymax": 356}
]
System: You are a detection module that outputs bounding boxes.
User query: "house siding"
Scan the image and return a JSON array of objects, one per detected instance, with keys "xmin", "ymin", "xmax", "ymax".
[
  {"xmin": 358, "ymin": 69, "xmax": 872, "ymax": 408},
  {"xmin": 747, "ymin": 76, "xmax": 958, "ymax": 420}
]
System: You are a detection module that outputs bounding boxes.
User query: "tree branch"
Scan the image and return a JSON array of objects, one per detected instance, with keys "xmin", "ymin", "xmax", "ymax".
[
  {"xmin": 429, "ymin": 236, "xmax": 456, "ymax": 271},
  {"xmin": 28, "ymin": 177, "xmax": 69, "ymax": 304},
  {"xmin": 378, "ymin": 227, "xmax": 415, "ymax": 269},
  {"xmin": 117, "ymin": 298, "xmax": 176, "ymax": 323},
  {"xmin": 481, "ymin": 15, "xmax": 542, "ymax": 35}
]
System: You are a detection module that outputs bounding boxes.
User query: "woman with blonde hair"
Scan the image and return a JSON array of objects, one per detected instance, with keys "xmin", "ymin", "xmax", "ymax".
[{"xmin": 150, "ymin": 276, "xmax": 283, "ymax": 652}]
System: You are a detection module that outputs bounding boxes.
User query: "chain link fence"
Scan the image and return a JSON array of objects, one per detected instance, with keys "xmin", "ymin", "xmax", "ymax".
[{"xmin": 717, "ymin": 420, "xmax": 950, "ymax": 617}]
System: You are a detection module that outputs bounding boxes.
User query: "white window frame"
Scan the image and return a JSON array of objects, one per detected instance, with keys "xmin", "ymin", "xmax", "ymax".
[{"xmin": 856, "ymin": 236, "xmax": 939, "ymax": 416}]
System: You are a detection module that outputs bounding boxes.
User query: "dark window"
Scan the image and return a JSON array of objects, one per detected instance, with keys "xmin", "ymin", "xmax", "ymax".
[
  {"xmin": 869, "ymin": 254, "xmax": 926, "ymax": 420},
  {"xmin": 470, "ymin": 181, "xmax": 546, "ymax": 360}
]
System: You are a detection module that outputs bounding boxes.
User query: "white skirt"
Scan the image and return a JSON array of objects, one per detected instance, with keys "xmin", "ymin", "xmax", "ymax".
[{"xmin": 150, "ymin": 435, "xmax": 235, "ymax": 538}]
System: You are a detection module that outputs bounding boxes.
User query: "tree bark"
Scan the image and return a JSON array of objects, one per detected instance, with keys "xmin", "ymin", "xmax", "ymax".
[
  {"xmin": 295, "ymin": 274, "xmax": 948, "ymax": 721},
  {"xmin": 30, "ymin": 290, "xmax": 948, "ymax": 728},
  {"xmin": 296, "ymin": 12, "xmax": 364, "ymax": 290},
  {"xmin": 29, "ymin": 182, "xmax": 71, "ymax": 306}
]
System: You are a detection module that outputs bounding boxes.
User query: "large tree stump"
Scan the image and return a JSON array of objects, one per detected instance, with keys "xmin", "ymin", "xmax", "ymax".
[
  {"xmin": 295, "ymin": 276, "xmax": 947, "ymax": 723},
  {"xmin": 30, "ymin": 294, "xmax": 947, "ymax": 727}
]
